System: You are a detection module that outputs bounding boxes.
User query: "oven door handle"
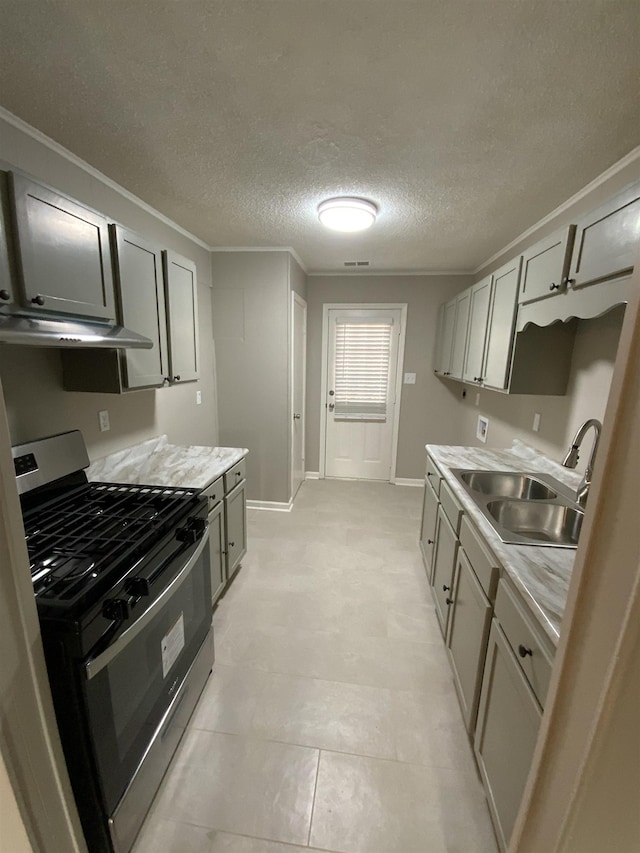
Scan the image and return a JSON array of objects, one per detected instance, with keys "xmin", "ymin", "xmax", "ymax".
[{"xmin": 84, "ymin": 528, "xmax": 210, "ymax": 681}]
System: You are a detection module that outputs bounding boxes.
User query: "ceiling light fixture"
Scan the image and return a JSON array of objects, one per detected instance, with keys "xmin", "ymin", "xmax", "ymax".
[{"xmin": 318, "ymin": 197, "xmax": 377, "ymax": 232}]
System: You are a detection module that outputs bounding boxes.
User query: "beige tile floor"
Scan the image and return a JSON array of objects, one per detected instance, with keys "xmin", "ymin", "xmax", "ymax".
[{"xmin": 133, "ymin": 480, "xmax": 498, "ymax": 853}]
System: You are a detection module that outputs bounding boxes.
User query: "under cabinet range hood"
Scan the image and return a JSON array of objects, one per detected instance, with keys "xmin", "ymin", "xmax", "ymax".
[{"xmin": 0, "ymin": 314, "xmax": 153, "ymax": 349}]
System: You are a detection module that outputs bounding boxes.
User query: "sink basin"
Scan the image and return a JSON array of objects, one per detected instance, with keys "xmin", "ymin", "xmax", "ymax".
[
  {"xmin": 486, "ymin": 500, "xmax": 584, "ymax": 546},
  {"xmin": 460, "ymin": 471, "xmax": 557, "ymax": 501}
]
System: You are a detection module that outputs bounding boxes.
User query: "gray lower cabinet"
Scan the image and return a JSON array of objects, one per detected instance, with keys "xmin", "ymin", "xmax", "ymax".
[
  {"xmin": 446, "ymin": 548, "xmax": 493, "ymax": 732},
  {"xmin": 419, "ymin": 477, "xmax": 439, "ymax": 578},
  {"xmin": 431, "ymin": 506, "xmax": 458, "ymax": 636},
  {"xmin": 7, "ymin": 171, "xmax": 115, "ymax": 320},
  {"xmin": 163, "ymin": 250, "xmax": 199, "ymax": 383},
  {"xmin": 569, "ymin": 180, "xmax": 640, "ymax": 290},
  {"xmin": 224, "ymin": 478, "xmax": 247, "ymax": 580},
  {"xmin": 208, "ymin": 499, "xmax": 226, "ymax": 606},
  {"xmin": 474, "ymin": 618, "xmax": 542, "ymax": 852}
]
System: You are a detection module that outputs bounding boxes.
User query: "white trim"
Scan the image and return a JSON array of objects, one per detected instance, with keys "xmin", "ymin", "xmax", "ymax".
[
  {"xmin": 211, "ymin": 245, "xmax": 308, "ymax": 273},
  {"xmin": 305, "ymin": 471, "xmax": 320, "ymax": 480},
  {"xmin": 474, "ymin": 145, "xmax": 640, "ymax": 274},
  {"xmin": 0, "ymin": 106, "xmax": 211, "ymax": 251},
  {"xmin": 309, "ymin": 269, "xmax": 472, "ymax": 277},
  {"xmin": 290, "ymin": 291, "xmax": 307, "ymax": 502},
  {"xmin": 393, "ymin": 477, "xmax": 424, "ymax": 487},
  {"xmin": 246, "ymin": 499, "xmax": 293, "ymax": 512},
  {"xmin": 319, "ymin": 303, "xmax": 408, "ymax": 482}
]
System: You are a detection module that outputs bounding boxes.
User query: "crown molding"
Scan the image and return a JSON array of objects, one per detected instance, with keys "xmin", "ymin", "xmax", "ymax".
[
  {"xmin": 308, "ymin": 269, "xmax": 472, "ymax": 277},
  {"xmin": 210, "ymin": 245, "xmax": 308, "ymax": 273},
  {"xmin": 0, "ymin": 106, "xmax": 212, "ymax": 251},
  {"xmin": 474, "ymin": 145, "xmax": 640, "ymax": 275}
]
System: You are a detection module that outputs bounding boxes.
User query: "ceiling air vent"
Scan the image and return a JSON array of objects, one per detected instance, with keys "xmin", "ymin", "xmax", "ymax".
[{"xmin": 343, "ymin": 260, "xmax": 370, "ymax": 267}]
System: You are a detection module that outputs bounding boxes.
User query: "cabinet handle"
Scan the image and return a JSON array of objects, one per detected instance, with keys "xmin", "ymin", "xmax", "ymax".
[
  {"xmin": 445, "ymin": 597, "xmax": 454, "ymax": 605},
  {"xmin": 548, "ymin": 282, "xmax": 561, "ymax": 291},
  {"xmin": 427, "ymin": 539, "xmax": 434, "ymax": 545},
  {"xmin": 518, "ymin": 644, "xmax": 533, "ymax": 658},
  {"xmin": 0, "ymin": 289, "xmax": 10, "ymax": 301},
  {"xmin": 442, "ymin": 585, "xmax": 450, "ymax": 592},
  {"xmin": 31, "ymin": 294, "xmax": 45, "ymax": 306}
]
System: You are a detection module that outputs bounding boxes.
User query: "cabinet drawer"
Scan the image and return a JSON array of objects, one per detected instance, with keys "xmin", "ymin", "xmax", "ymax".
[
  {"xmin": 224, "ymin": 458, "xmax": 246, "ymax": 493},
  {"xmin": 203, "ymin": 475, "xmax": 224, "ymax": 509},
  {"xmin": 459, "ymin": 516, "xmax": 500, "ymax": 601},
  {"xmin": 425, "ymin": 456, "xmax": 442, "ymax": 496},
  {"xmin": 440, "ymin": 479, "xmax": 463, "ymax": 534},
  {"xmin": 495, "ymin": 580, "xmax": 554, "ymax": 708}
]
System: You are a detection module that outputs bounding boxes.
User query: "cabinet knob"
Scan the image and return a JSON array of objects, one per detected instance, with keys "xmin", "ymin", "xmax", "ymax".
[
  {"xmin": 31, "ymin": 294, "xmax": 45, "ymax": 306},
  {"xmin": 0, "ymin": 289, "xmax": 10, "ymax": 301},
  {"xmin": 172, "ymin": 375, "xmax": 181, "ymax": 382},
  {"xmin": 293, "ymin": 413, "xmax": 301, "ymax": 420},
  {"xmin": 445, "ymin": 597, "xmax": 454, "ymax": 605},
  {"xmin": 229, "ymin": 541, "xmax": 235, "ymax": 548},
  {"xmin": 427, "ymin": 539, "xmax": 434, "ymax": 545},
  {"xmin": 565, "ymin": 277, "xmax": 576, "ymax": 287},
  {"xmin": 548, "ymin": 282, "xmax": 561, "ymax": 291},
  {"xmin": 442, "ymin": 585, "xmax": 450, "ymax": 592},
  {"xmin": 518, "ymin": 644, "xmax": 533, "ymax": 658}
]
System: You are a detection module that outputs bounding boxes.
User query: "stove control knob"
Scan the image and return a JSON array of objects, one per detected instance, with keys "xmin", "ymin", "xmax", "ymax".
[
  {"xmin": 177, "ymin": 517, "xmax": 207, "ymax": 544},
  {"xmin": 124, "ymin": 577, "xmax": 150, "ymax": 598},
  {"xmin": 102, "ymin": 598, "xmax": 130, "ymax": 621}
]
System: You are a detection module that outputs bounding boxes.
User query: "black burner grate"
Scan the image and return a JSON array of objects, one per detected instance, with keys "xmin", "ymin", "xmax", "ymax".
[{"xmin": 23, "ymin": 482, "xmax": 199, "ymax": 602}]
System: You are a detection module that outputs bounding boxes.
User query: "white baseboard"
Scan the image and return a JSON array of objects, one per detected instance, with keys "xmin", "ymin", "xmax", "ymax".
[
  {"xmin": 394, "ymin": 478, "xmax": 424, "ymax": 487},
  {"xmin": 246, "ymin": 499, "xmax": 293, "ymax": 513},
  {"xmin": 305, "ymin": 471, "xmax": 321, "ymax": 480}
]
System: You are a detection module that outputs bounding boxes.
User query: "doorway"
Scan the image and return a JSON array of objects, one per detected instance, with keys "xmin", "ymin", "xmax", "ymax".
[
  {"xmin": 291, "ymin": 292, "xmax": 307, "ymax": 501},
  {"xmin": 320, "ymin": 304, "xmax": 407, "ymax": 481}
]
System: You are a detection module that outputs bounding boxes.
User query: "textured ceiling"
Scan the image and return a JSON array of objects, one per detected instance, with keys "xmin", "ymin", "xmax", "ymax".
[{"xmin": 0, "ymin": 0, "xmax": 638, "ymax": 273}]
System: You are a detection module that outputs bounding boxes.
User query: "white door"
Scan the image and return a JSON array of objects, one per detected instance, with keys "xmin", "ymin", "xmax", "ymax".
[
  {"xmin": 291, "ymin": 293, "xmax": 307, "ymax": 500},
  {"xmin": 324, "ymin": 308, "xmax": 402, "ymax": 480}
]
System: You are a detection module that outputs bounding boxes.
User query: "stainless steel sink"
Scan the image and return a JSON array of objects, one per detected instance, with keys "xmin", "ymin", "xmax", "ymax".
[
  {"xmin": 450, "ymin": 468, "xmax": 582, "ymax": 548},
  {"xmin": 459, "ymin": 471, "xmax": 557, "ymax": 500},
  {"xmin": 486, "ymin": 499, "xmax": 583, "ymax": 546}
]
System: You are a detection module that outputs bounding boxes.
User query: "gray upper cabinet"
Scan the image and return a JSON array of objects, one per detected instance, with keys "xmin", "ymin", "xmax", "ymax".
[
  {"xmin": 0, "ymin": 172, "xmax": 15, "ymax": 309},
  {"xmin": 519, "ymin": 225, "xmax": 576, "ymax": 305},
  {"xmin": 163, "ymin": 250, "xmax": 199, "ymax": 383},
  {"xmin": 569, "ymin": 180, "xmax": 640, "ymax": 290},
  {"xmin": 483, "ymin": 257, "xmax": 522, "ymax": 391},
  {"xmin": 439, "ymin": 298, "xmax": 457, "ymax": 377},
  {"xmin": 8, "ymin": 172, "xmax": 115, "ymax": 320},
  {"xmin": 432, "ymin": 303, "xmax": 445, "ymax": 374},
  {"xmin": 462, "ymin": 274, "xmax": 492, "ymax": 384},
  {"xmin": 450, "ymin": 289, "xmax": 471, "ymax": 380},
  {"xmin": 111, "ymin": 225, "xmax": 168, "ymax": 389}
]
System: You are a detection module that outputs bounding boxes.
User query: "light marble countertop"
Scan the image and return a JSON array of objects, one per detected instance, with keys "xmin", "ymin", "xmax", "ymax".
[
  {"xmin": 88, "ymin": 435, "xmax": 248, "ymax": 491},
  {"xmin": 425, "ymin": 440, "xmax": 582, "ymax": 646}
]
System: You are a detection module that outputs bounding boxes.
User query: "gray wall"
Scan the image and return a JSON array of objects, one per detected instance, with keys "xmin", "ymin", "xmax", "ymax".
[
  {"xmin": 211, "ymin": 251, "xmax": 291, "ymax": 503},
  {"xmin": 0, "ymin": 115, "xmax": 218, "ymax": 460},
  {"xmin": 305, "ymin": 274, "xmax": 472, "ymax": 479}
]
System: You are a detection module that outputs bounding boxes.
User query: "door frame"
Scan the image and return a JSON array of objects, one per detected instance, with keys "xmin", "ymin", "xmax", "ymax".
[
  {"xmin": 290, "ymin": 291, "xmax": 307, "ymax": 500},
  {"xmin": 319, "ymin": 302, "xmax": 407, "ymax": 482}
]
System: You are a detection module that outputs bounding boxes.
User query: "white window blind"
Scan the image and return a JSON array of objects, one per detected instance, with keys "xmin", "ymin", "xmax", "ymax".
[{"xmin": 333, "ymin": 318, "xmax": 393, "ymax": 420}]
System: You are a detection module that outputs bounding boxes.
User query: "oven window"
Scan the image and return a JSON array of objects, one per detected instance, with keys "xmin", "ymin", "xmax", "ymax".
[{"xmin": 84, "ymin": 541, "xmax": 211, "ymax": 813}]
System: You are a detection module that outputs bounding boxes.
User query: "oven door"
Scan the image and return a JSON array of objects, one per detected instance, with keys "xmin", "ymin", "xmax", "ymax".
[{"xmin": 82, "ymin": 528, "xmax": 211, "ymax": 815}]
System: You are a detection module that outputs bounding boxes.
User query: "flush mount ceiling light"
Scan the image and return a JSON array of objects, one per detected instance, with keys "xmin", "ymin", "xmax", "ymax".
[{"xmin": 318, "ymin": 197, "xmax": 378, "ymax": 232}]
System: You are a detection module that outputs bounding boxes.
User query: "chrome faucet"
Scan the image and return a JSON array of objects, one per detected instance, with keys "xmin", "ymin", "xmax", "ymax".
[{"xmin": 562, "ymin": 418, "xmax": 602, "ymax": 507}]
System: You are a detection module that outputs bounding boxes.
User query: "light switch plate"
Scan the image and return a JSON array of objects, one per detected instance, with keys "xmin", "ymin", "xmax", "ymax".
[
  {"xmin": 98, "ymin": 410, "xmax": 110, "ymax": 432},
  {"xmin": 477, "ymin": 415, "xmax": 489, "ymax": 443},
  {"xmin": 404, "ymin": 372, "xmax": 416, "ymax": 385}
]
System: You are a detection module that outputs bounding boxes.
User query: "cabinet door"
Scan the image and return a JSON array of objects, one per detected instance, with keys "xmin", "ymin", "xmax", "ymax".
[
  {"xmin": 111, "ymin": 225, "xmax": 168, "ymax": 388},
  {"xmin": 474, "ymin": 620, "xmax": 542, "ymax": 852},
  {"xmin": 432, "ymin": 303, "xmax": 445, "ymax": 374},
  {"xmin": 449, "ymin": 289, "xmax": 471, "ymax": 379},
  {"xmin": 519, "ymin": 225, "xmax": 575, "ymax": 305},
  {"xmin": 163, "ymin": 250, "xmax": 199, "ymax": 382},
  {"xmin": 462, "ymin": 275, "xmax": 492, "ymax": 384},
  {"xmin": 446, "ymin": 549, "xmax": 492, "ymax": 732},
  {"xmin": 208, "ymin": 501, "xmax": 226, "ymax": 606},
  {"xmin": 569, "ymin": 180, "xmax": 640, "ymax": 290},
  {"xmin": 419, "ymin": 478, "xmax": 439, "ymax": 579},
  {"xmin": 431, "ymin": 506, "xmax": 458, "ymax": 637},
  {"xmin": 483, "ymin": 257, "xmax": 522, "ymax": 391},
  {"xmin": 440, "ymin": 299, "xmax": 457, "ymax": 376},
  {"xmin": 224, "ymin": 479, "xmax": 247, "ymax": 580},
  {"xmin": 0, "ymin": 172, "xmax": 16, "ymax": 310},
  {"xmin": 8, "ymin": 172, "xmax": 115, "ymax": 319}
]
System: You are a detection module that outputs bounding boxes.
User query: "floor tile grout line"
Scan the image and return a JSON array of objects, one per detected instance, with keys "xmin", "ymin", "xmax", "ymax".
[{"xmin": 307, "ymin": 749, "xmax": 322, "ymax": 847}]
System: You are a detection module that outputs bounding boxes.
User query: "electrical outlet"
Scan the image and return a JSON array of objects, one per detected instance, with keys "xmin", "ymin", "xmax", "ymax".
[
  {"xmin": 477, "ymin": 415, "xmax": 489, "ymax": 443},
  {"xmin": 196, "ymin": 390, "xmax": 202, "ymax": 405},
  {"xmin": 98, "ymin": 410, "xmax": 110, "ymax": 432},
  {"xmin": 533, "ymin": 412, "xmax": 541, "ymax": 432},
  {"xmin": 404, "ymin": 372, "xmax": 416, "ymax": 385}
]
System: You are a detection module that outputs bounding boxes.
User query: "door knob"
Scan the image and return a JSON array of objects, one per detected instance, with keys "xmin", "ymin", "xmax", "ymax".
[{"xmin": 293, "ymin": 413, "xmax": 301, "ymax": 420}]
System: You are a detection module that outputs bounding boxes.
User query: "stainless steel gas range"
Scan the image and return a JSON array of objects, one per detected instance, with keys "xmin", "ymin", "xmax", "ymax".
[{"xmin": 13, "ymin": 430, "xmax": 213, "ymax": 853}]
